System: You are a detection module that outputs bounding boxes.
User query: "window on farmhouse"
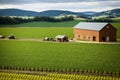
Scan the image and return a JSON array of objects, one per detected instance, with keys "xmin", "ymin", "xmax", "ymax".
[
  {"xmin": 78, "ymin": 35, "xmax": 80, "ymax": 38},
  {"xmin": 88, "ymin": 37, "xmax": 90, "ymax": 39}
]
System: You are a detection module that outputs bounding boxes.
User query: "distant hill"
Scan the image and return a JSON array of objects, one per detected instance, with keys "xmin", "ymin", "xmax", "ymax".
[
  {"xmin": 0, "ymin": 8, "xmax": 120, "ymax": 18},
  {"xmin": 0, "ymin": 9, "xmax": 93, "ymax": 18},
  {"xmin": 0, "ymin": 8, "xmax": 39, "ymax": 16},
  {"xmin": 39, "ymin": 10, "xmax": 75, "ymax": 16},
  {"xmin": 92, "ymin": 8, "xmax": 120, "ymax": 18},
  {"xmin": 0, "ymin": 9, "xmax": 86, "ymax": 17}
]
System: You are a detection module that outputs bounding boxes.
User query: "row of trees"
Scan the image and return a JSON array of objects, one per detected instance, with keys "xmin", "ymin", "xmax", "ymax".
[{"xmin": 0, "ymin": 16, "xmax": 74, "ymax": 24}]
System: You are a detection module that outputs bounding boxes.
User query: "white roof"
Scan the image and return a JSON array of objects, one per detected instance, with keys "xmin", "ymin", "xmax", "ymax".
[
  {"xmin": 0, "ymin": 35, "xmax": 3, "ymax": 37},
  {"xmin": 74, "ymin": 22, "xmax": 108, "ymax": 31},
  {"xmin": 55, "ymin": 35, "xmax": 66, "ymax": 38}
]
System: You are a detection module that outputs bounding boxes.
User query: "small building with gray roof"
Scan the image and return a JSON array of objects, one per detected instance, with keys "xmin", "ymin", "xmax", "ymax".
[
  {"xmin": 73, "ymin": 22, "xmax": 117, "ymax": 42},
  {"xmin": 55, "ymin": 35, "xmax": 68, "ymax": 42}
]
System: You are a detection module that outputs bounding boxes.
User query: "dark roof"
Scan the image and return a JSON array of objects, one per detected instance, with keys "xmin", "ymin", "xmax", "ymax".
[{"xmin": 74, "ymin": 22, "xmax": 108, "ymax": 31}]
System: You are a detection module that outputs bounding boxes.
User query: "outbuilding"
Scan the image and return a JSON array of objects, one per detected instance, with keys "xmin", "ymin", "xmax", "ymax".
[
  {"xmin": 55, "ymin": 35, "xmax": 68, "ymax": 42},
  {"xmin": 73, "ymin": 22, "xmax": 117, "ymax": 42}
]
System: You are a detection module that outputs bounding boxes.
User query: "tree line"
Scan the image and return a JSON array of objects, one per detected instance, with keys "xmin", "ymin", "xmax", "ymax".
[
  {"xmin": 87, "ymin": 17, "xmax": 113, "ymax": 22},
  {"xmin": 0, "ymin": 16, "xmax": 74, "ymax": 24}
]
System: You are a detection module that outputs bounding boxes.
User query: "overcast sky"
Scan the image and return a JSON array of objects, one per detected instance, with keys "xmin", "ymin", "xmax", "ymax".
[{"xmin": 0, "ymin": 0, "xmax": 120, "ymax": 12}]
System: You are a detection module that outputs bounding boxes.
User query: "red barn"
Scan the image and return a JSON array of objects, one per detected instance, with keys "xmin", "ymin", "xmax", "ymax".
[{"xmin": 73, "ymin": 22, "xmax": 117, "ymax": 42}]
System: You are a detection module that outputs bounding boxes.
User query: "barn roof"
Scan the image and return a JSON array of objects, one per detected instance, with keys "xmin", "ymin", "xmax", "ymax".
[
  {"xmin": 74, "ymin": 22, "xmax": 108, "ymax": 31},
  {"xmin": 55, "ymin": 35, "xmax": 66, "ymax": 39}
]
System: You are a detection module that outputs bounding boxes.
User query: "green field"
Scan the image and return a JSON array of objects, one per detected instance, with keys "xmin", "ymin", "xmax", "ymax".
[
  {"xmin": 0, "ymin": 27, "xmax": 73, "ymax": 38},
  {"xmin": 0, "ymin": 21, "xmax": 120, "ymax": 74},
  {"xmin": 0, "ymin": 20, "xmax": 81, "ymax": 27},
  {"xmin": 0, "ymin": 23, "xmax": 120, "ymax": 39},
  {"xmin": 0, "ymin": 40, "xmax": 120, "ymax": 73},
  {"xmin": 0, "ymin": 21, "xmax": 120, "ymax": 39}
]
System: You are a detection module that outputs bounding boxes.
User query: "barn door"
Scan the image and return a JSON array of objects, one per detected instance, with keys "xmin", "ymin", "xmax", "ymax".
[
  {"xmin": 106, "ymin": 36, "xmax": 109, "ymax": 41},
  {"xmin": 102, "ymin": 37, "xmax": 106, "ymax": 41},
  {"xmin": 93, "ymin": 36, "xmax": 96, "ymax": 41}
]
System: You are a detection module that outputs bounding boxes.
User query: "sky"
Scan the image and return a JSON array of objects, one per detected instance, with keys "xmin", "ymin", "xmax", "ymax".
[{"xmin": 0, "ymin": 0, "xmax": 120, "ymax": 12}]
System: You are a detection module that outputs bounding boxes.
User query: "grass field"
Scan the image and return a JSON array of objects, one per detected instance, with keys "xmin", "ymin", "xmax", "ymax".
[
  {"xmin": 0, "ymin": 23, "xmax": 120, "ymax": 38},
  {"xmin": 0, "ymin": 21, "xmax": 120, "ymax": 75},
  {"xmin": 0, "ymin": 28, "xmax": 73, "ymax": 38},
  {"xmin": 0, "ymin": 40, "xmax": 120, "ymax": 73},
  {"xmin": 0, "ymin": 20, "xmax": 81, "ymax": 27}
]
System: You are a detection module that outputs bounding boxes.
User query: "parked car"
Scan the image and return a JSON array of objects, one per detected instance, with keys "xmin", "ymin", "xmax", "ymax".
[
  {"xmin": 0, "ymin": 35, "xmax": 5, "ymax": 39},
  {"xmin": 8, "ymin": 34, "xmax": 15, "ymax": 39}
]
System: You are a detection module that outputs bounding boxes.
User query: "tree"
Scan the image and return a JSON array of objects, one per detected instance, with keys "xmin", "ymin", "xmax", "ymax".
[{"xmin": 0, "ymin": 16, "xmax": 74, "ymax": 25}]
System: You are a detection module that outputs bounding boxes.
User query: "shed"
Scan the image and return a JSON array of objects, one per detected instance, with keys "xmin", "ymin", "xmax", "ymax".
[
  {"xmin": 73, "ymin": 22, "xmax": 117, "ymax": 42},
  {"xmin": 55, "ymin": 35, "xmax": 68, "ymax": 42}
]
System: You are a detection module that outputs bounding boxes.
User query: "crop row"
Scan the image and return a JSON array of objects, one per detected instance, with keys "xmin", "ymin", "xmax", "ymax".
[
  {"xmin": 0, "ymin": 72, "xmax": 120, "ymax": 80},
  {"xmin": 0, "ymin": 66, "xmax": 120, "ymax": 76}
]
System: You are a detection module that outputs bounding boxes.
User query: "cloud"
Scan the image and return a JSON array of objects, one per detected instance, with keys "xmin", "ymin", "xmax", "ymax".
[
  {"xmin": 0, "ymin": 1, "xmax": 120, "ymax": 12},
  {"xmin": 0, "ymin": 0, "xmax": 120, "ymax": 4}
]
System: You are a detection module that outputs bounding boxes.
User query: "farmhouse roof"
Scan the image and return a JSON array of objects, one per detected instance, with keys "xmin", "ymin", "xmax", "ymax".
[
  {"xmin": 74, "ymin": 22, "xmax": 108, "ymax": 31},
  {"xmin": 55, "ymin": 35, "xmax": 66, "ymax": 39}
]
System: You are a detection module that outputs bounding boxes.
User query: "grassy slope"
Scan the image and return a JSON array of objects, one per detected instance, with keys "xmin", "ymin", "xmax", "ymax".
[{"xmin": 0, "ymin": 40, "xmax": 120, "ymax": 72}]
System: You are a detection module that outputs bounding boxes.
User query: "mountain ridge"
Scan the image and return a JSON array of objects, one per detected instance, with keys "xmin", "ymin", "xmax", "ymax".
[
  {"xmin": 92, "ymin": 8, "xmax": 120, "ymax": 18},
  {"xmin": 0, "ymin": 8, "xmax": 119, "ymax": 18}
]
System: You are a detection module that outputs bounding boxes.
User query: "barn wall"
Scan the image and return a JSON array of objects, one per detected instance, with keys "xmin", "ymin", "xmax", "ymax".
[
  {"xmin": 73, "ymin": 29, "xmax": 100, "ymax": 41},
  {"xmin": 99, "ymin": 24, "xmax": 117, "ymax": 42}
]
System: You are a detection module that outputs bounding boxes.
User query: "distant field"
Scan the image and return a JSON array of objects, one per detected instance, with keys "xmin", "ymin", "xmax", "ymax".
[
  {"xmin": 0, "ymin": 28, "xmax": 73, "ymax": 38},
  {"xmin": 0, "ymin": 23, "xmax": 120, "ymax": 39},
  {"xmin": 0, "ymin": 40, "xmax": 120, "ymax": 73},
  {"xmin": 111, "ymin": 17, "xmax": 120, "ymax": 20},
  {"xmin": 0, "ymin": 20, "xmax": 81, "ymax": 27},
  {"xmin": 111, "ymin": 17, "xmax": 120, "ymax": 23}
]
